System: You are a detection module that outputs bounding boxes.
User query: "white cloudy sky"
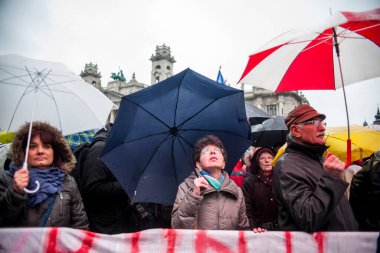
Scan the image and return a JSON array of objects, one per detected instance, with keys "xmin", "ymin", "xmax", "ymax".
[{"xmin": 0, "ymin": 0, "xmax": 379, "ymax": 127}]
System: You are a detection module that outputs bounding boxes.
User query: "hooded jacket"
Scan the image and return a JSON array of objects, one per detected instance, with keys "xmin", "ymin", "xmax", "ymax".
[
  {"xmin": 171, "ymin": 171, "xmax": 249, "ymax": 230},
  {"xmin": 80, "ymin": 126, "xmax": 140, "ymax": 234},
  {"xmin": 0, "ymin": 122, "xmax": 88, "ymax": 229},
  {"xmin": 273, "ymin": 140, "xmax": 358, "ymax": 232}
]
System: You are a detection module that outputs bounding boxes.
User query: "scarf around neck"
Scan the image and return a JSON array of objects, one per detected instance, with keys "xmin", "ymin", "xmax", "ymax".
[
  {"xmin": 8, "ymin": 163, "xmax": 65, "ymax": 207},
  {"xmin": 199, "ymin": 169, "xmax": 225, "ymax": 190}
]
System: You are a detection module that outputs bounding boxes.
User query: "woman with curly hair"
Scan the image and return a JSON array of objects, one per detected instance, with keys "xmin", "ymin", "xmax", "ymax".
[{"xmin": 0, "ymin": 122, "xmax": 88, "ymax": 229}]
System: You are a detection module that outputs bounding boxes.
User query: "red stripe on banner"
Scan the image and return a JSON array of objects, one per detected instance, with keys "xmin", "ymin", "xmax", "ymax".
[
  {"xmin": 195, "ymin": 231, "xmax": 206, "ymax": 253},
  {"xmin": 284, "ymin": 231, "xmax": 292, "ymax": 253},
  {"xmin": 276, "ymin": 30, "xmax": 335, "ymax": 92},
  {"xmin": 195, "ymin": 230, "xmax": 234, "ymax": 253},
  {"xmin": 45, "ymin": 228, "xmax": 98, "ymax": 253},
  {"xmin": 314, "ymin": 232, "xmax": 325, "ymax": 253},
  {"xmin": 131, "ymin": 232, "xmax": 141, "ymax": 253},
  {"xmin": 238, "ymin": 231, "xmax": 247, "ymax": 253},
  {"xmin": 74, "ymin": 230, "xmax": 98, "ymax": 253},
  {"xmin": 45, "ymin": 227, "xmax": 59, "ymax": 253},
  {"xmin": 165, "ymin": 229, "xmax": 177, "ymax": 253},
  {"xmin": 238, "ymin": 44, "xmax": 285, "ymax": 83}
]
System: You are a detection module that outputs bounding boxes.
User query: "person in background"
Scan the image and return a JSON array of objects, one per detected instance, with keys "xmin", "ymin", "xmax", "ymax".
[
  {"xmin": 273, "ymin": 104, "xmax": 358, "ymax": 232},
  {"xmin": 230, "ymin": 158, "xmax": 247, "ymax": 188},
  {"xmin": 350, "ymin": 149, "xmax": 380, "ymax": 231},
  {"xmin": 230, "ymin": 146, "xmax": 257, "ymax": 188},
  {"xmin": 80, "ymin": 125, "xmax": 142, "ymax": 234},
  {"xmin": 243, "ymin": 147, "xmax": 278, "ymax": 233},
  {"xmin": 0, "ymin": 122, "xmax": 88, "ymax": 229},
  {"xmin": 343, "ymin": 160, "xmax": 362, "ymax": 199},
  {"xmin": 171, "ymin": 135, "xmax": 249, "ymax": 230}
]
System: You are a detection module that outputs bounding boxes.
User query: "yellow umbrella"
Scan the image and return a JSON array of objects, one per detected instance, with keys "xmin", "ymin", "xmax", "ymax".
[
  {"xmin": 0, "ymin": 131, "xmax": 14, "ymax": 144},
  {"xmin": 325, "ymin": 125, "xmax": 380, "ymax": 163},
  {"xmin": 273, "ymin": 125, "xmax": 380, "ymax": 165}
]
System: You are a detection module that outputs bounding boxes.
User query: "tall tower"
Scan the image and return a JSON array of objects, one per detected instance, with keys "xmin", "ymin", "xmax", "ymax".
[
  {"xmin": 150, "ymin": 44, "xmax": 175, "ymax": 84},
  {"xmin": 80, "ymin": 62, "xmax": 102, "ymax": 89},
  {"xmin": 373, "ymin": 106, "xmax": 380, "ymax": 125}
]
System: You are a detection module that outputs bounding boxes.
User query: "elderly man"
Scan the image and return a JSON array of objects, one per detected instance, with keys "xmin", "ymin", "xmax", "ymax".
[{"xmin": 273, "ymin": 104, "xmax": 358, "ymax": 232}]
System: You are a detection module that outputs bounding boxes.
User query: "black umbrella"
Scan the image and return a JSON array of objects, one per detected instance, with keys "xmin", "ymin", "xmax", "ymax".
[
  {"xmin": 244, "ymin": 102, "xmax": 271, "ymax": 125},
  {"xmin": 101, "ymin": 68, "xmax": 251, "ymax": 205},
  {"xmin": 251, "ymin": 115, "xmax": 289, "ymax": 149}
]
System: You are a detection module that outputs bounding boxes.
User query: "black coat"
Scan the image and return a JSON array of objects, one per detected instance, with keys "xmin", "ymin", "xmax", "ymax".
[
  {"xmin": 273, "ymin": 141, "xmax": 358, "ymax": 232},
  {"xmin": 0, "ymin": 173, "xmax": 88, "ymax": 229},
  {"xmin": 81, "ymin": 128, "xmax": 139, "ymax": 234},
  {"xmin": 242, "ymin": 171, "xmax": 278, "ymax": 230},
  {"xmin": 350, "ymin": 156, "xmax": 380, "ymax": 231}
]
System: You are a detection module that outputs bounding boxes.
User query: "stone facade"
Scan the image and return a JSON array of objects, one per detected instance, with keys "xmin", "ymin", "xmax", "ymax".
[
  {"xmin": 370, "ymin": 106, "xmax": 380, "ymax": 131},
  {"xmin": 244, "ymin": 86, "xmax": 308, "ymax": 116},
  {"xmin": 104, "ymin": 73, "xmax": 146, "ymax": 122},
  {"xmin": 79, "ymin": 62, "xmax": 102, "ymax": 89},
  {"xmin": 80, "ymin": 44, "xmax": 306, "ymax": 124},
  {"xmin": 150, "ymin": 44, "xmax": 175, "ymax": 84}
]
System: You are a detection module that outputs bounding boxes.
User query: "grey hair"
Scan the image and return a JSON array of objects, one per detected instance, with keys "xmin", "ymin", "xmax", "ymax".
[{"xmin": 287, "ymin": 132, "xmax": 297, "ymax": 142}]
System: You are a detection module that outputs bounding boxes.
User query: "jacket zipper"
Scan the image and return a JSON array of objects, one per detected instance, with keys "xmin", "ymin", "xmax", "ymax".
[
  {"xmin": 59, "ymin": 192, "xmax": 63, "ymax": 215},
  {"xmin": 216, "ymin": 191, "xmax": 220, "ymax": 229}
]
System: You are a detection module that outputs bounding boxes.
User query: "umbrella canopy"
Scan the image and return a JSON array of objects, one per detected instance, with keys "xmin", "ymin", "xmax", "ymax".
[
  {"xmin": 325, "ymin": 125, "xmax": 380, "ymax": 163},
  {"xmin": 0, "ymin": 131, "xmax": 14, "ymax": 144},
  {"xmin": 251, "ymin": 115, "xmax": 288, "ymax": 149},
  {"xmin": 65, "ymin": 129, "xmax": 96, "ymax": 150},
  {"xmin": 101, "ymin": 68, "xmax": 251, "ymax": 205},
  {"xmin": 239, "ymin": 8, "xmax": 380, "ymax": 91},
  {"xmin": 273, "ymin": 126, "xmax": 380, "ymax": 165},
  {"xmin": 239, "ymin": 8, "xmax": 380, "ymax": 164},
  {"xmin": 0, "ymin": 54, "xmax": 114, "ymax": 135},
  {"xmin": 245, "ymin": 102, "xmax": 271, "ymax": 125}
]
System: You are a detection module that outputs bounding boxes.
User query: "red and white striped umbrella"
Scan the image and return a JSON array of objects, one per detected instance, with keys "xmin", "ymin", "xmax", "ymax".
[
  {"xmin": 239, "ymin": 8, "xmax": 380, "ymax": 164},
  {"xmin": 239, "ymin": 8, "xmax": 380, "ymax": 91}
]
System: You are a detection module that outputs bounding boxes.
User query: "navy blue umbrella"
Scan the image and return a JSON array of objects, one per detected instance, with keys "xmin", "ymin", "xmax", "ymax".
[{"xmin": 101, "ymin": 68, "xmax": 251, "ymax": 205}]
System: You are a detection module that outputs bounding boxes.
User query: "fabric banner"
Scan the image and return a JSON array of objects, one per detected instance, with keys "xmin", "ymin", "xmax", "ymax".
[{"xmin": 0, "ymin": 228, "xmax": 378, "ymax": 253}]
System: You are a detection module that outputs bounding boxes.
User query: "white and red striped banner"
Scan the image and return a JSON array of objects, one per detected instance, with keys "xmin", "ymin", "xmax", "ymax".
[{"xmin": 0, "ymin": 228, "xmax": 378, "ymax": 253}]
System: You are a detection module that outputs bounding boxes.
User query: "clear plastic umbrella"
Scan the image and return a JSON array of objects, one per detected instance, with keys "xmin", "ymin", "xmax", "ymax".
[{"xmin": 0, "ymin": 54, "xmax": 114, "ymax": 192}]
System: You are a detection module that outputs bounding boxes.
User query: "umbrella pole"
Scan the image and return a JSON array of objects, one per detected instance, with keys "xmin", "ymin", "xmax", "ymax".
[
  {"xmin": 333, "ymin": 27, "xmax": 351, "ymax": 165},
  {"xmin": 22, "ymin": 88, "xmax": 40, "ymax": 194}
]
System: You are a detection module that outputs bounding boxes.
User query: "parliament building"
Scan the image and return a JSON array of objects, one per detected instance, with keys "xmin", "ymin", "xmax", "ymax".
[{"xmin": 79, "ymin": 44, "xmax": 306, "ymax": 123}]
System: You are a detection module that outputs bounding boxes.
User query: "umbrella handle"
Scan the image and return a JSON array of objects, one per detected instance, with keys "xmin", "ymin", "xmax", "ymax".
[{"xmin": 24, "ymin": 180, "xmax": 40, "ymax": 194}]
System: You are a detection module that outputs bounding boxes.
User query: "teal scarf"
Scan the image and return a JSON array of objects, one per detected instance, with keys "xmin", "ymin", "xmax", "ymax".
[{"xmin": 199, "ymin": 170, "xmax": 224, "ymax": 190}]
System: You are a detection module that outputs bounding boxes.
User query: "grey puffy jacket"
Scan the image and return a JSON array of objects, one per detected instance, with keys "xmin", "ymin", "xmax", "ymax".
[{"xmin": 171, "ymin": 171, "xmax": 249, "ymax": 230}]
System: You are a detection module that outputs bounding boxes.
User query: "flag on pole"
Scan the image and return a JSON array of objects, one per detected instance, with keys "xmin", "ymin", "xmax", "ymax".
[{"xmin": 216, "ymin": 67, "xmax": 225, "ymax": 84}]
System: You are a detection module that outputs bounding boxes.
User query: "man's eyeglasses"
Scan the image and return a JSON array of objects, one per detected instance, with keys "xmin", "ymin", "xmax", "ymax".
[
  {"xmin": 297, "ymin": 119, "xmax": 326, "ymax": 127},
  {"xmin": 201, "ymin": 147, "xmax": 223, "ymax": 154}
]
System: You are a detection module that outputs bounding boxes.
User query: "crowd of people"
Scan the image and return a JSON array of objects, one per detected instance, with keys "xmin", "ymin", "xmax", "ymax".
[{"xmin": 0, "ymin": 104, "xmax": 379, "ymax": 234}]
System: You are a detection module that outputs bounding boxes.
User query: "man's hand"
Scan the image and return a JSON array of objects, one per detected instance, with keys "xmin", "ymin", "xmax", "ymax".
[
  {"xmin": 13, "ymin": 167, "xmax": 29, "ymax": 194},
  {"xmin": 193, "ymin": 177, "xmax": 209, "ymax": 196},
  {"xmin": 323, "ymin": 153, "xmax": 345, "ymax": 177},
  {"xmin": 253, "ymin": 227, "xmax": 267, "ymax": 233}
]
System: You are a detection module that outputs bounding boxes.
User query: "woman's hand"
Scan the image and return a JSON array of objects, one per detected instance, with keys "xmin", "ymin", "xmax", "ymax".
[
  {"xmin": 193, "ymin": 177, "xmax": 209, "ymax": 196},
  {"xmin": 13, "ymin": 167, "xmax": 29, "ymax": 194},
  {"xmin": 253, "ymin": 227, "xmax": 267, "ymax": 233}
]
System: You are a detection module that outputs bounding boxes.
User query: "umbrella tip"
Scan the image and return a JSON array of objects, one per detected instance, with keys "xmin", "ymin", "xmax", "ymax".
[{"xmin": 170, "ymin": 127, "xmax": 179, "ymax": 136}]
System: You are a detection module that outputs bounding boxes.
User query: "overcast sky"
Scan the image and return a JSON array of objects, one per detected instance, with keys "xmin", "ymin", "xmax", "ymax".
[{"xmin": 1, "ymin": 0, "xmax": 379, "ymax": 127}]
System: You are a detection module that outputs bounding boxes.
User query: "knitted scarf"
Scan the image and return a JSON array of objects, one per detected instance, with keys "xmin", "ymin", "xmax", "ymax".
[
  {"xmin": 8, "ymin": 163, "xmax": 65, "ymax": 207},
  {"xmin": 199, "ymin": 169, "xmax": 225, "ymax": 190}
]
